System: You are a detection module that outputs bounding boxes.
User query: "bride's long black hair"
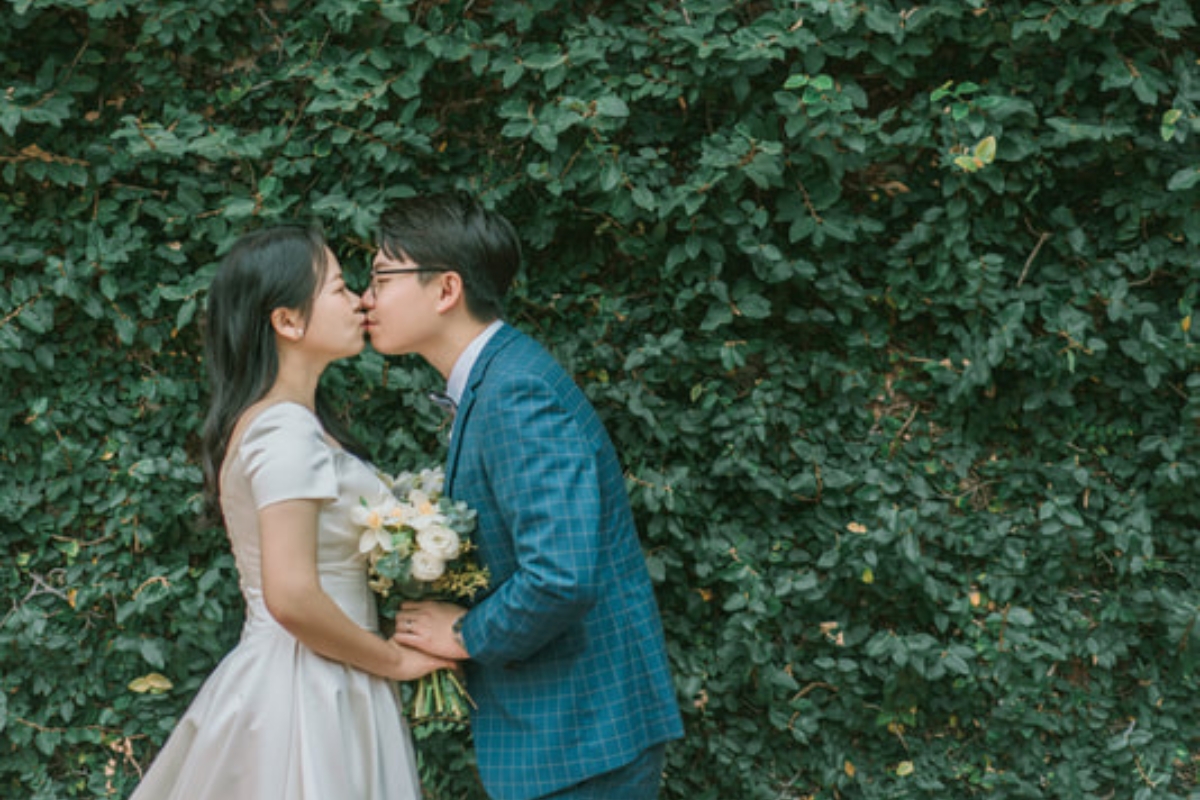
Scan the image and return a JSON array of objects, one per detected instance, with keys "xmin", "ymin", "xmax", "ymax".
[{"xmin": 199, "ymin": 224, "xmax": 366, "ymax": 507}]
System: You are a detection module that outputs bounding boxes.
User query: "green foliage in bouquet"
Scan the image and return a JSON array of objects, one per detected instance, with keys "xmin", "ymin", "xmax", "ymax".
[{"xmin": 1, "ymin": 1, "xmax": 1197, "ymax": 799}]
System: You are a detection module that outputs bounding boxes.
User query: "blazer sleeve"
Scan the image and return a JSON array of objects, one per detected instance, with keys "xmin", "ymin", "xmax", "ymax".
[{"xmin": 460, "ymin": 373, "xmax": 603, "ymax": 666}]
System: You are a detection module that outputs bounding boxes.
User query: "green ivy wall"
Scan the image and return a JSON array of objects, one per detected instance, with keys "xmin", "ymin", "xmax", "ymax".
[{"xmin": 1, "ymin": 1, "xmax": 1197, "ymax": 798}]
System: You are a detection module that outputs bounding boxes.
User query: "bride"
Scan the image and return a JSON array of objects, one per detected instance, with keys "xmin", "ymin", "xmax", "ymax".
[{"xmin": 130, "ymin": 225, "xmax": 450, "ymax": 799}]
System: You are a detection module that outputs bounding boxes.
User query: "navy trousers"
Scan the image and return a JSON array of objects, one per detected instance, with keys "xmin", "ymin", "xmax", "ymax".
[{"xmin": 540, "ymin": 744, "xmax": 667, "ymax": 800}]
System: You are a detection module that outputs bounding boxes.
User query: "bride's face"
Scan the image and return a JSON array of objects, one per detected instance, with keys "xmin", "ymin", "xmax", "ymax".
[{"xmin": 299, "ymin": 249, "xmax": 366, "ymax": 361}]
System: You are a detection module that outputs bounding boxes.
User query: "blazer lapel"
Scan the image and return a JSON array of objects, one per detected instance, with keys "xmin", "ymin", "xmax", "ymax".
[{"xmin": 444, "ymin": 325, "xmax": 520, "ymax": 494}]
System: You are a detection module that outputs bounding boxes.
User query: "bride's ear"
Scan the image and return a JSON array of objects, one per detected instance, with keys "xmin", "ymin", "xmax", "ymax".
[{"xmin": 269, "ymin": 307, "xmax": 306, "ymax": 342}]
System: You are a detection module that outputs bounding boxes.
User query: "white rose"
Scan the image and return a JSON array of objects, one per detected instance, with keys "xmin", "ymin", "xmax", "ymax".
[
  {"xmin": 409, "ymin": 550, "xmax": 446, "ymax": 582},
  {"xmin": 416, "ymin": 525, "xmax": 461, "ymax": 561}
]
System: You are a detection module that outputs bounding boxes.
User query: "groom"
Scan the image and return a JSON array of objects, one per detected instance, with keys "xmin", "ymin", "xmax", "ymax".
[{"xmin": 362, "ymin": 192, "xmax": 683, "ymax": 800}]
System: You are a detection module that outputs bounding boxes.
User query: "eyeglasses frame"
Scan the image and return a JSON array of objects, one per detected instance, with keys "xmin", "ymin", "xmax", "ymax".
[{"xmin": 366, "ymin": 266, "xmax": 451, "ymax": 294}]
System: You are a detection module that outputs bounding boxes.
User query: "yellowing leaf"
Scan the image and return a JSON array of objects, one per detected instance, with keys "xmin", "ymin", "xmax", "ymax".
[
  {"xmin": 953, "ymin": 155, "xmax": 980, "ymax": 172},
  {"xmin": 847, "ymin": 522, "xmax": 867, "ymax": 534},
  {"xmin": 1182, "ymin": 315, "xmax": 1191, "ymax": 333},
  {"xmin": 974, "ymin": 135, "xmax": 997, "ymax": 164},
  {"xmin": 897, "ymin": 761, "xmax": 914, "ymax": 776},
  {"xmin": 862, "ymin": 568, "xmax": 875, "ymax": 584},
  {"xmin": 844, "ymin": 759, "xmax": 856, "ymax": 777},
  {"xmin": 128, "ymin": 673, "xmax": 173, "ymax": 695}
]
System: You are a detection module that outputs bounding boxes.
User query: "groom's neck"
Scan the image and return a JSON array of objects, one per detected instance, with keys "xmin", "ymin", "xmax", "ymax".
[{"xmin": 426, "ymin": 315, "xmax": 493, "ymax": 380}]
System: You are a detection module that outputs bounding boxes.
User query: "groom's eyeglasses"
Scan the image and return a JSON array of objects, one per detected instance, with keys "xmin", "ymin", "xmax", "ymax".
[{"xmin": 367, "ymin": 267, "xmax": 450, "ymax": 294}]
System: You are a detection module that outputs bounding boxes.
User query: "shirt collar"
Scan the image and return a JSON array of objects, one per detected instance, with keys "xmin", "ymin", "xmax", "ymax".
[{"xmin": 446, "ymin": 320, "xmax": 504, "ymax": 406}]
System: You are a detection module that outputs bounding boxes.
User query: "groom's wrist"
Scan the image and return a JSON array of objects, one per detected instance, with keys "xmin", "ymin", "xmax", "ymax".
[{"xmin": 451, "ymin": 613, "xmax": 469, "ymax": 656}]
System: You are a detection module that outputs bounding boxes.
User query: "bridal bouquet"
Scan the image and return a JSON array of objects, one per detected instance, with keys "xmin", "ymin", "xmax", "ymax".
[{"xmin": 354, "ymin": 466, "xmax": 488, "ymax": 729}]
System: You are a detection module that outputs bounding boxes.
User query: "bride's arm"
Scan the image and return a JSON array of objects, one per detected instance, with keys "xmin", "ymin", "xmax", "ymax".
[{"xmin": 259, "ymin": 499, "xmax": 453, "ymax": 682}]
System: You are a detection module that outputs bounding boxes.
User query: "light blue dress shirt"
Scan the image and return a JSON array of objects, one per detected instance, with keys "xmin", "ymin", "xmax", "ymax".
[{"xmin": 446, "ymin": 319, "xmax": 504, "ymax": 407}]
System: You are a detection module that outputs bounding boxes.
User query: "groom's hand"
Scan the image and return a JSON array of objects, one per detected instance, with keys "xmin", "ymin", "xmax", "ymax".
[{"xmin": 394, "ymin": 600, "xmax": 470, "ymax": 661}]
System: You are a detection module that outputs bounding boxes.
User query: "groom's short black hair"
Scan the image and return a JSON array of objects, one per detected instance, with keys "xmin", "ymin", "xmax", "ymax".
[{"xmin": 377, "ymin": 192, "xmax": 521, "ymax": 322}]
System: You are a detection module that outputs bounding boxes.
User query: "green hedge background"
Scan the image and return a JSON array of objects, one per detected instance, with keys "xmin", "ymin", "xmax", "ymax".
[{"xmin": 2, "ymin": 1, "xmax": 1198, "ymax": 797}]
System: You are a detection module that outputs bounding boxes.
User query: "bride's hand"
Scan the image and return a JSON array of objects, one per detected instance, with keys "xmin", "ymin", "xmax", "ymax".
[{"xmin": 387, "ymin": 640, "xmax": 457, "ymax": 682}]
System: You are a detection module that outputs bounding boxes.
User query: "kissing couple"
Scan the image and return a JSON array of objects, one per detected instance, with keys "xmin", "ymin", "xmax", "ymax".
[{"xmin": 128, "ymin": 192, "xmax": 683, "ymax": 800}]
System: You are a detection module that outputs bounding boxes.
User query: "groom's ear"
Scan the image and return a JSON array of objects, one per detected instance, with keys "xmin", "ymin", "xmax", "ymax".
[{"xmin": 434, "ymin": 271, "xmax": 465, "ymax": 315}]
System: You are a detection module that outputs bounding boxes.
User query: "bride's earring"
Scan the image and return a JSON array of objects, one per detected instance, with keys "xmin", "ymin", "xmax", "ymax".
[{"xmin": 270, "ymin": 308, "xmax": 306, "ymax": 342}]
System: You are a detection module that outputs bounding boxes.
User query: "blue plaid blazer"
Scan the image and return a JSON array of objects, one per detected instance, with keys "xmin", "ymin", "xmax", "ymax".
[{"xmin": 446, "ymin": 324, "xmax": 683, "ymax": 800}]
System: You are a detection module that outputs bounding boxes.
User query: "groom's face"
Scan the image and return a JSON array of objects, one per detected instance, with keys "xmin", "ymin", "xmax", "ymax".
[{"xmin": 361, "ymin": 249, "xmax": 444, "ymax": 356}]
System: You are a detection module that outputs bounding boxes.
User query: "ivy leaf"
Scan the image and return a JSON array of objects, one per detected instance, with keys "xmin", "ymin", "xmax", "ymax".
[
  {"xmin": 519, "ymin": 47, "xmax": 567, "ymax": 71},
  {"xmin": 733, "ymin": 292, "xmax": 772, "ymax": 320},
  {"xmin": 630, "ymin": 185, "xmax": 656, "ymax": 211},
  {"xmin": 1007, "ymin": 607, "xmax": 1036, "ymax": 627},
  {"xmin": 1166, "ymin": 166, "xmax": 1200, "ymax": 192},
  {"xmin": 594, "ymin": 95, "xmax": 629, "ymax": 118},
  {"xmin": 1160, "ymin": 108, "xmax": 1182, "ymax": 141}
]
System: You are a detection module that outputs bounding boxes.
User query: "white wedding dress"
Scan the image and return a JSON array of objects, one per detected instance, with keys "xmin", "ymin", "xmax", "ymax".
[{"xmin": 130, "ymin": 403, "xmax": 421, "ymax": 800}]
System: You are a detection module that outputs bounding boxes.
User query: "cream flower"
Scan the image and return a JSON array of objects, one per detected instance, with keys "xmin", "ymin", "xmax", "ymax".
[
  {"xmin": 417, "ymin": 468, "xmax": 445, "ymax": 495},
  {"xmin": 358, "ymin": 528, "xmax": 392, "ymax": 554},
  {"xmin": 383, "ymin": 503, "xmax": 411, "ymax": 527},
  {"xmin": 403, "ymin": 491, "xmax": 444, "ymax": 532},
  {"xmin": 353, "ymin": 500, "xmax": 400, "ymax": 553},
  {"xmin": 416, "ymin": 525, "xmax": 461, "ymax": 561},
  {"xmin": 351, "ymin": 499, "xmax": 397, "ymax": 530},
  {"xmin": 409, "ymin": 489, "xmax": 436, "ymax": 515},
  {"xmin": 409, "ymin": 550, "xmax": 446, "ymax": 582}
]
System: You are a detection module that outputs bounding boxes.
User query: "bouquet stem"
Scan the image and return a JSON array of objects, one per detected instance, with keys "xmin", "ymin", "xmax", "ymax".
[{"xmin": 406, "ymin": 669, "xmax": 476, "ymax": 730}]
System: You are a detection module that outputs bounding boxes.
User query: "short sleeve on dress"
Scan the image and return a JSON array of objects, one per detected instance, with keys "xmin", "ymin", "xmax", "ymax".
[{"xmin": 239, "ymin": 403, "xmax": 339, "ymax": 510}]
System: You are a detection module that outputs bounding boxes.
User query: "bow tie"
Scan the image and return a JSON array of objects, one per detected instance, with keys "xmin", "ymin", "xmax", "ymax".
[{"xmin": 428, "ymin": 391, "xmax": 457, "ymax": 416}]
